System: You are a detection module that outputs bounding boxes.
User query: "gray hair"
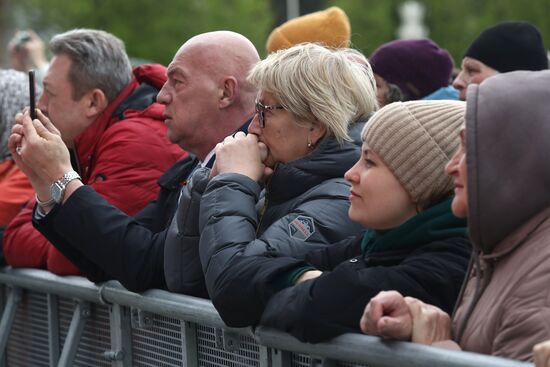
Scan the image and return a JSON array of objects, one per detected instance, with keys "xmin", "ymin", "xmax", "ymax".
[
  {"xmin": 0, "ymin": 69, "xmax": 38, "ymax": 161},
  {"xmin": 248, "ymin": 43, "xmax": 378, "ymax": 143},
  {"xmin": 49, "ymin": 29, "xmax": 132, "ymax": 102}
]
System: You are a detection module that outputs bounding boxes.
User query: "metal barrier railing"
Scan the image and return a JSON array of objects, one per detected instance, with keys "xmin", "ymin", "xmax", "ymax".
[{"xmin": 0, "ymin": 267, "xmax": 532, "ymax": 367}]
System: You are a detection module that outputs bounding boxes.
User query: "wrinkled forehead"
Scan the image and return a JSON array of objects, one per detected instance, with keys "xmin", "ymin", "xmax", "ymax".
[
  {"xmin": 168, "ymin": 43, "xmax": 216, "ymax": 76},
  {"xmin": 43, "ymin": 54, "xmax": 73, "ymax": 86}
]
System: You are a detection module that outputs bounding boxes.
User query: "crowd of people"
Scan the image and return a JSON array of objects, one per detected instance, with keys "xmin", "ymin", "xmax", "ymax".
[{"xmin": 1, "ymin": 5, "xmax": 549, "ymax": 365}]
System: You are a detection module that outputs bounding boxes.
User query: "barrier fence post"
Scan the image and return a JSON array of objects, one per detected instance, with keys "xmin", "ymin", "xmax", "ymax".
[
  {"xmin": 106, "ymin": 303, "xmax": 132, "ymax": 367},
  {"xmin": 48, "ymin": 293, "xmax": 60, "ymax": 366},
  {"xmin": 182, "ymin": 321, "xmax": 198, "ymax": 367},
  {"xmin": 270, "ymin": 348, "xmax": 291, "ymax": 367},
  {"xmin": 57, "ymin": 300, "xmax": 90, "ymax": 367},
  {"xmin": 0, "ymin": 286, "xmax": 22, "ymax": 363}
]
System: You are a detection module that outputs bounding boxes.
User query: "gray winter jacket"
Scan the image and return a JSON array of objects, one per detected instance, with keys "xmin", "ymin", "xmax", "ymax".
[{"xmin": 163, "ymin": 122, "xmax": 366, "ymax": 295}]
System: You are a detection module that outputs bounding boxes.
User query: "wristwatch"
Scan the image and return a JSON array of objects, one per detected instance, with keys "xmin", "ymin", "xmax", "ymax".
[{"xmin": 50, "ymin": 171, "xmax": 81, "ymax": 204}]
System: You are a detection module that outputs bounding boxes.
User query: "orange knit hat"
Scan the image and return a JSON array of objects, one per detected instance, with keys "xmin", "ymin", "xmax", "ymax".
[{"xmin": 266, "ymin": 6, "xmax": 351, "ymax": 53}]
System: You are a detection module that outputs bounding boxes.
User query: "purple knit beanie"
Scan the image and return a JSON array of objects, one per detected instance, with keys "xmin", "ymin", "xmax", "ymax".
[{"xmin": 369, "ymin": 39, "xmax": 454, "ymax": 100}]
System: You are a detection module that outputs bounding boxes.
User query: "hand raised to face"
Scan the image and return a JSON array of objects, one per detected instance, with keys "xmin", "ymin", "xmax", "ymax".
[
  {"xmin": 9, "ymin": 109, "xmax": 72, "ymax": 190},
  {"xmin": 211, "ymin": 132, "xmax": 272, "ymax": 182}
]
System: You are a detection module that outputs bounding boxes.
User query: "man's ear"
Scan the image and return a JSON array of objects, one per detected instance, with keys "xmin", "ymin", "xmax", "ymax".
[
  {"xmin": 219, "ymin": 77, "xmax": 238, "ymax": 109},
  {"xmin": 84, "ymin": 88, "xmax": 108, "ymax": 118}
]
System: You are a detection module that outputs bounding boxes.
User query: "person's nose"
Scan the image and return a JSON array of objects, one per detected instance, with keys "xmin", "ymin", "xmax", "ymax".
[
  {"xmin": 37, "ymin": 93, "xmax": 47, "ymax": 113},
  {"xmin": 247, "ymin": 113, "xmax": 262, "ymax": 135},
  {"xmin": 452, "ymin": 71, "xmax": 467, "ymax": 101},
  {"xmin": 156, "ymin": 83, "xmax": 171, "ymax": 105},
  {"xmin": 345, "ymin": 160, "xmax": 360, "ymax": 184},
  {"xmin": 445, "ymin": 148, "xmax": 461, "ymax": 177}
]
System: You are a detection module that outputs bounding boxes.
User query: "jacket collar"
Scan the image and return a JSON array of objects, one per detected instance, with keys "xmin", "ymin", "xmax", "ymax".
[
  {"xmin": 362, "ymin": 197, "xmax": 467, "ymax": 256},
  {"xmin": 71, "ymin": 64, "xmax": 167, "ymax": 182},
  {"xmin": 266, "ymin": 120, "xmax": 365, "ymax": 202},
  {"xmin": 157, "ymin": 119, "xmax": 252, "ymax": 190},
  {"xmin": 72, "ymin": 77, "xmax": 139, "ymax": 181}
]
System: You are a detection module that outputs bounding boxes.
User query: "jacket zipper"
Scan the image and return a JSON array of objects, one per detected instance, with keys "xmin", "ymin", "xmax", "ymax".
[
  {"xmin": 454, "ymin": 252, "xmax": 494, "ymax": 343},
  {"xmin": 255, "ymin": 164, "xmax": 277, "ymax": 236}
]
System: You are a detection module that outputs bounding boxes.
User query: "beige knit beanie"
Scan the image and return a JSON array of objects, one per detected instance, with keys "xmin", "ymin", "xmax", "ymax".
[
  {"xmin": 266, "ymin": 6, "xmax": 351, "ymax": 53},
  {"xmin": 363, "ymin": 100, "xmax": 465, "ymax": 206}
]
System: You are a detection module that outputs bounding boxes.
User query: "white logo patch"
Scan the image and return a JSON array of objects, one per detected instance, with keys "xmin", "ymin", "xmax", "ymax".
[{"xmin": 288, "ymin": 215, "xmax": 315, "ymax": 241}]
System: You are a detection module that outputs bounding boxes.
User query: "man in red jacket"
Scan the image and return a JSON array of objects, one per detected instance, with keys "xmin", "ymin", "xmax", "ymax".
[{"xmin": 3, "ymin": 29, "xmax": 185, "ymax": 274}]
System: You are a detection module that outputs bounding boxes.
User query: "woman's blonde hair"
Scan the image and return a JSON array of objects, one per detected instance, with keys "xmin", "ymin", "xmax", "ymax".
[{"xmin": 248, "ymin": 43, "xmax": 378, "ymax": 144}]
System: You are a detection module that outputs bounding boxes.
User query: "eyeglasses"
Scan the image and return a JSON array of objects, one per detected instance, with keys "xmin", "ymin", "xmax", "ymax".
[{"xmin": 255, "ymin": 99, "xmax": 284, "ymax": 128}]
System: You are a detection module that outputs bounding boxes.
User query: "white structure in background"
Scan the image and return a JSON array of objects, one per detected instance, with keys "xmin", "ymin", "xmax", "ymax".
[
  {"xmin": 286, "ymin": 0, "xmax": 300, "ymax": 20},
  {"xmin": 397, "ymin": 1, "xmax": 428, "ymax": 39}
]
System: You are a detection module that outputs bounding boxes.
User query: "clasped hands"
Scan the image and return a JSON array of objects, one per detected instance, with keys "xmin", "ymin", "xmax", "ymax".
[
  {"xmin": 9, "ymin": 109, "xmax": 73, "ymax": 201},
  {"xmin": 211, "ymin": 131, "xmax": 271, "ymax": 182},
  {"xmin": 360, "ymin": 290, "xmax": 452, "ymax": 346}
]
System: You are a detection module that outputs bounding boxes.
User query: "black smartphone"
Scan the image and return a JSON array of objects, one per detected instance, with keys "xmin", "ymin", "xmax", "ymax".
[{"xmin": 28, "ymin": 70, "xmax": 36, "ymax": 120}]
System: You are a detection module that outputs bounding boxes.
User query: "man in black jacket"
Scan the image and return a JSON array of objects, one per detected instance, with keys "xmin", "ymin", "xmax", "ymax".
[{"xmin": 9, "ymin": 31, "xmax": 259, "ymax": 295}]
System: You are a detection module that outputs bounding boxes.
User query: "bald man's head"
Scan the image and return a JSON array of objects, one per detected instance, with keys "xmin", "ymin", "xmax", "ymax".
[
  {"xmin": 177, "ymin": 31, "xmax": 260, "ymax": 97},
  {"xmin": 157, "ymin": 31, "xmax": 259, "ymax": 160}
]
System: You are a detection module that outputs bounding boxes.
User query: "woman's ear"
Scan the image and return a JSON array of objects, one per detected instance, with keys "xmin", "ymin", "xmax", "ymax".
[
  {"xmin": 84, "ymin": 88, "xmax": 108, "ymax": 118},
  {"xmin": 309, "ymin": 123, "xmax": 327, "ymax": 146}
]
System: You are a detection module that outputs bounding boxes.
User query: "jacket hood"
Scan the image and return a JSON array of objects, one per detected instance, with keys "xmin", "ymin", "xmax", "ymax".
[
  {"xmin": 133, "ymin": 63, "xmax": 168, "ymax": 89},
  {"xmin": 268, "ymin": 120, "xmax": 365, "ymax": 201},
  {"xmin": 466, "ymin": 70, "xmax": 550, "ymax": 254},
  {"xmin": 73, "ymin": 64, "xmax": 167, "ymax": 181}
]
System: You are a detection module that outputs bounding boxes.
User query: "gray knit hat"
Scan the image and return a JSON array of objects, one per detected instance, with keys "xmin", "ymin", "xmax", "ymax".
[{"xmin": 362, "ymin": 100, "xmax": 465, "ymax": 206}]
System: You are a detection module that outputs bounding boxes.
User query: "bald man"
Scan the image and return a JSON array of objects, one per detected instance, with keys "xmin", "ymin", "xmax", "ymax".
[{"xmin": 10, "ymin": 31, "xmax": 260, "ymax": 296}]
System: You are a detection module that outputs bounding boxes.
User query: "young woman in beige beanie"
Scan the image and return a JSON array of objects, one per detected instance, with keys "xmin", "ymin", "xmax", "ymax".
[
  {"xmin": 361, "ymin": 70, "xmax": 550, "ymax": 362},
  {"xmin": 201, "ymin": 99, "xmax": 471, "ymax": 343}
]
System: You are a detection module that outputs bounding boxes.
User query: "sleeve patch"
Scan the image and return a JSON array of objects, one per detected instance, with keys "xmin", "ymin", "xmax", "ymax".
[{"xmin": 288, "ymin": 215, "xmax": 315, "ymax": 241}]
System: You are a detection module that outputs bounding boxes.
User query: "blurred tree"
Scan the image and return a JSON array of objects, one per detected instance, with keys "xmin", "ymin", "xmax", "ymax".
[
  {"xmin": 6, "ymin": 0, "xmax": 550, "ymax": 67},
  {"xmin": 332, "ymin": 0, "xmax": 550, "ymax": 65},
  {"xmin": 0, "ymin": 0, "xmax": 13, "ymax": 65},
  {"xmin": 270, "ymin": 0, "xmax": 328, "ymax": 28},
  {"xmin": 12, "ymin": 0, "xmax": 273, "ymax": 64}
]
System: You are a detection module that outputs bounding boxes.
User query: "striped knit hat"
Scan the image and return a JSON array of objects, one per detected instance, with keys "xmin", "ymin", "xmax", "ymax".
[{"xmin": 363, "ymin": 100, "xmax": 465, "ymax": 206}]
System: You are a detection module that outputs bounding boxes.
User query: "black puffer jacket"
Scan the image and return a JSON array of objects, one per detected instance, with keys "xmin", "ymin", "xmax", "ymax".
[
  {"xmin": 165, "ymin": 122, "xmax": 366, "ymax": 295},
  {"xmin": 201, "ymin": 197, "xmax": 471, "ymax": 343}
]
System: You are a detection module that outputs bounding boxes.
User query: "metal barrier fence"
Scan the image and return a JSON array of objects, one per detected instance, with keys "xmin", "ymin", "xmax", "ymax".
[{"xmin": 0, "ymin": 267, "xmax": 532, "ymax": 367}]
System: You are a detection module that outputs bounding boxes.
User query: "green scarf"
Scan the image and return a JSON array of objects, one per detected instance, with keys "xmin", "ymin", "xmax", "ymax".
[{"xmin": 361, "ymin": 197, "xmax": 467, "ymax": 256}]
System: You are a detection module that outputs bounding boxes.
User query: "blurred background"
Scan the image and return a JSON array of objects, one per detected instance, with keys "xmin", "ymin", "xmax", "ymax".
[{"xmin": 1, "ymin": 0, "xmax": 549, "ymax": 67}]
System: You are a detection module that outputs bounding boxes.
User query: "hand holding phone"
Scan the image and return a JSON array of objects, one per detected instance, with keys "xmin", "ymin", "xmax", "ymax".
[{"xmin": 29, "ymin": 69, "xmax": 36, "ymax": 120}]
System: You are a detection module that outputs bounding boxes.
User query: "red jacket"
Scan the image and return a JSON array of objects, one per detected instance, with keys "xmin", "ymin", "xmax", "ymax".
[
  {"xmin": 3, "ymin": 64, "xmax": 186, "ymax": 274},
  {"xmin": 0, "ymin": 160, "xmax": 34, "ymax": 226}
]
